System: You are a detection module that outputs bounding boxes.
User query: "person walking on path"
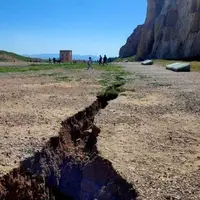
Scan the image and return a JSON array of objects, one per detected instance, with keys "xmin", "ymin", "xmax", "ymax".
[
  {"xmin": 99, "ymin": 55, "xmax": 102, "ymax": 65},
  {"xmin": 87, "ymin": 57, "xmax": 93, "ymax": 70},
  {"xmin": 103, "ymin": 55, "xmax": 108, "ymax": 66}
]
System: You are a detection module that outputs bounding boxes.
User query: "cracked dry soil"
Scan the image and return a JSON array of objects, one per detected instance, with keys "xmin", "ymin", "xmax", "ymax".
[
  {"xmin": 0, "ymin": 85, "xmax": 137, "ymax": 200},
  {"xmin": 1, "ymin": 63, "xmax": 200, "ymax": 200},
  {"xmin": 0, "ymin": 69, "xmax": 137, "ymax": 200}
]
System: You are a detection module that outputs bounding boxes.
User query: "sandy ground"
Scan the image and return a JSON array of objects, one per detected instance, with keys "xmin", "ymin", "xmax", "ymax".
[
  {"xmin": 0, "ymin": 68, "xmax": 101, "ymax": 175},
  {"xmin": 96, "ymin": 63, "xmax": 200, "ymax": 200},
  {"xmin": 1, "ymin": 62, "xmax": 200, "ymax": 199}
]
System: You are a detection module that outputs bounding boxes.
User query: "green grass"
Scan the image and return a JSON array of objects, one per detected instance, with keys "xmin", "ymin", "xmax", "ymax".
[
  {"xmin": 0, "ymin": 63, "xmax": 81, "ymax": 73},
  {"xmin": 0, "ymin": 50, "xmax": 36, "ymax": 62},
  {"xmin": 0, "ymin": 60, "xmax": 128, "ymax": 96},
  {"xmin": 98, "ymin": 64, "xmax": 129, "ymax": 98},
  {"xmin": 114, "ymin": 56, "xmax": 136, "ymax": 62},
  {"xmin": 95, "ymin": 64, "xmax": 125, "ymax": 72},
  {"xmin": 0, "ymin": 65, "xmax": 55, "ymax": 73},
  {"xmin": 97, "ymin": 74, "xmax": 127, "ymax": 100},
  {"xmin": 98, "ymin": 67, "xmax": 128, "ymax": 85},
  {"xmin": 39, "ymin": 72, "xmax": 62, "ymax": 77},
  {"xmin": 0, "ymin": 58, "xmax": 130, "ymax": 100},
  {"xmin": 154, "ymin": 59, "xmax": 179, "ymax": 65},
  {"xmin": 0, "ymin": 63, "xmax": 123, "ymax": 73},
  {"xmin": 190, "ymin": 62, "xmax": 200, "ymax": 71}
]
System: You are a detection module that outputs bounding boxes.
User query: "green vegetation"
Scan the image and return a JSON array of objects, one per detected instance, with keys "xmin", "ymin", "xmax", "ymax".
[
  {"xmin": 0, "ymin": 63, "xmax": 77, "ymax": 73},
  {"xmin": 154, "ymin": 59, "xmax": 179, "ymax": 65},
  {"xmin": 0, "ymin": 57, "xmax": 9, "ymax": 62},
  {"xmin": 0, "ymin": 63, "xmax": 124, "ymax": 73},
  {"xmin": 0, "ymin": 50, "xmax": 37, "ymax": 62},
  {"xmin": 98, "ymin": 65, "xmax": 129, "ymax": 98},
  {"xmin": 114, "ymin": 56, "xmax": 136, "ymax": 62},
  {"xmin": 188, "ymin": 62, "xmax": 200, "ymax": 71},
  {"xmin": 39, "ymin": 72, "xmax": 62, "ymax": 77},
  {"xmin": 98, "ymin": 73, "xmax": 126, "ymax": 100},
  {"xmin": 107, "ymin": 57, "xmax": 118, "ymax": 62},
  {"xmin": 0, "ymin": 57, "xmax": 131, "ymax": 100},
  {"xmin": 95, "ymin": 64, "xmax": 125, "ymax": 72},
  {"xmin": 0, "ymin": 60, "xmax": 129, "ymax": 92},
  {"xmin": 0, "ymin": 64, "xmax": 55, "ymax": 73},
  {"xmin": 99, "ymin": 70, "xmax": 127, "ymax": 86}
]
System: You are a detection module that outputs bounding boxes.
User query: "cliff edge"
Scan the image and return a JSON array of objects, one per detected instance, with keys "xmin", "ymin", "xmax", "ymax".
[{"xmin": 119, "ymin": 0, "xmax": 200, "ymax": 61}]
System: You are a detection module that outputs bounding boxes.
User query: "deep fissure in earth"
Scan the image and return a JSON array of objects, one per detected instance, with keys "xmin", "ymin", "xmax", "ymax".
[{"xmin": 0, "ymin": 91, "xmax": 137, "ymax": 200}]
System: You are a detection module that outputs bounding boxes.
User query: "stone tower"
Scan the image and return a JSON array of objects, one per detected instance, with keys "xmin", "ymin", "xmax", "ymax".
[{"xmin": 60, "ymin": 50, "xmax": 72, "ymax": 62}]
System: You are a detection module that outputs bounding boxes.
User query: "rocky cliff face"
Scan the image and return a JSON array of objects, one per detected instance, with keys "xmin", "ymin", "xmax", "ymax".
[
  {"xmin": 119, "ymin": 25, "xmax": 143, "ymax": 58},
  {"xmin": 119, "ymin": 0, "xmax": 200, "ymax": 61}
]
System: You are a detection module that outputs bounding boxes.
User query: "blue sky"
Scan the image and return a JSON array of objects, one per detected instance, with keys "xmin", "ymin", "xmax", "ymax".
[{"xmin": 0, "ymin": 0, "xmax": 147, "ymax": 56}]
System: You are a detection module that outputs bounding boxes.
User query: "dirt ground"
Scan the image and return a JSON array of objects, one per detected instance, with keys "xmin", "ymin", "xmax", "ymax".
[
  {"xmin": 0, "ymin": 61, "xmax": 43, "ymax": 67},
  {"xmin": 0, "ymin": 68, "xmax": 102, "ymax": 175},
  {"xmin": 96, "ymin": 63, "xmax": 200, "ymax": 200},
  {"xmin": 1, "ymin": 62, "xmax": 200, "ymax": 199}
]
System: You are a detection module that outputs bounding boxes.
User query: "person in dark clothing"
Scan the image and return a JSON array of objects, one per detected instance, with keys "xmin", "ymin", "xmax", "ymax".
[
  {"xmin": 53, "ymin": 58, "xmax": 56, "ymax": 64},
  {"xmin": 99, "ymin": 55, "xmax": 102, "ymax": 65},
  {"xmin": 103, "ymin": 55, "xmax": 108, "ymax": 65},
  {"xmin": 57, "ymin": 59, "xmax": 61, "ymax": 64}
]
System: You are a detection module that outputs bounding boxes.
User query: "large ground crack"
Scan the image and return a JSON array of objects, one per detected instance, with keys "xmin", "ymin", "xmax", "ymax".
[{"xmin": 0, "ymin": 87, "xmax": 138, "ymax": 199}]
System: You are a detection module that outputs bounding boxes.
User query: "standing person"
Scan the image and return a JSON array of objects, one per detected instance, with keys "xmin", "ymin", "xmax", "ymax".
[
  {"xmin": 103, "ymin": 55, "xmax": 108, "ymax": 66},
  {"xmin": 49, "ymin": 58, "xmax": 52, "ymax": 64},
  {"xmin": 53, "ymin": 58, "xmax": 56, "ymax": 64},
  {"xmin": 87, "ymin": 57, "xmax": 93, "ymax": 70},
  {"xmin": 99, "ymin": 55, "xmax": 102, "ymax": 65}
]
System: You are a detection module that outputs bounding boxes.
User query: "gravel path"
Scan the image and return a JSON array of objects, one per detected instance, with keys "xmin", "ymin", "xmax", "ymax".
[{"xmin": 96, "ymin": 62, "xmax": 200, "ymax": 200}]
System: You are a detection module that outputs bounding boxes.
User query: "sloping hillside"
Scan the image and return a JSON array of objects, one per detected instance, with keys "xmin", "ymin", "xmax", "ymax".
[{"xmin": 0, "ymin": 50, "xmax": 40, "ymax": 62}]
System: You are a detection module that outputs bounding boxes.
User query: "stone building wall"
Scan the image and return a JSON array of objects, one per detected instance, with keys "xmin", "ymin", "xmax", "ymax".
[{"xmin": 60, "ymin": 50, "xmax": 72, "ymax": 62}]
